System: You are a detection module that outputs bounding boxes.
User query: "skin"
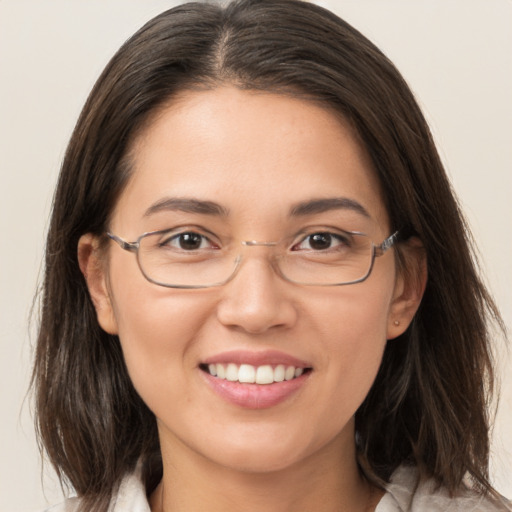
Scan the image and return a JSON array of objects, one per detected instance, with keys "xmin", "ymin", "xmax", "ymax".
[{"xmin": 79, "ymin": 87, "xmax": 425, "ymax": 512}]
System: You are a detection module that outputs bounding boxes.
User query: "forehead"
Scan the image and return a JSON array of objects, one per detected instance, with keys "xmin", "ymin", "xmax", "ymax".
[{"xmin": 112, "ymin": 86, "xmax": 388, "ymax": 234}]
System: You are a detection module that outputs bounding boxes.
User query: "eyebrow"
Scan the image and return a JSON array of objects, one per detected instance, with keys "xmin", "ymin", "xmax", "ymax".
[
  {"xmin": 289, "ymin": 197, "xmax": 371, "ymax": 218},
  {"xmin": 144, "ymin": 197, "xmax": 229, "ymax": 217},
  {"xmin": 143, "ymin": 196, "xmax": 370, "ymax": 219}
]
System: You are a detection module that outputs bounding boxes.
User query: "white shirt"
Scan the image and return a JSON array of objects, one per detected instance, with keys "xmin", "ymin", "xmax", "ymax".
[{"xmin": 44, "ymin": 465, "xmax": 509, "ymax": 511}]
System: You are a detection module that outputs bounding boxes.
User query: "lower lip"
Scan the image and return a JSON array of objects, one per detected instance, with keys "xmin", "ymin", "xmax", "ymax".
[{"xmin": 201, "ymin": 370, "xmax": 310, "ymax": 409}]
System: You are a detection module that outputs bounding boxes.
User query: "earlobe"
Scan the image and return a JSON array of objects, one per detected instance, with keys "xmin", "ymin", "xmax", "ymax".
[
  {"xmin": 387, "ymin": 237, "xmax": 427, "ymax": 340},
  {"xmin": 78, "ymin": 233, "xmax": 119, "ymax": 335}
]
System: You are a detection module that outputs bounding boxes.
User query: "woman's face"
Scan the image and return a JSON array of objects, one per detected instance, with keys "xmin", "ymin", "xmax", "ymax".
[{"xmin": 84, "ymin": 87, "xmax": 416, "ymax": 474}]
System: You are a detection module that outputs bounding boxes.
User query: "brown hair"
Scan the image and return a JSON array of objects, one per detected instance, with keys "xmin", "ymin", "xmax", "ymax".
[{"xmin": 32, "ymin": 1, "xmax": 506, "ymax": 510}]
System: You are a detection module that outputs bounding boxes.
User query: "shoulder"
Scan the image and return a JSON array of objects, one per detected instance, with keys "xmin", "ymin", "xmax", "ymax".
[
  {"xmin": 376, "ymin": 466, "xmax": 511, "ymax": 512},
  {"xmin": 40, "ymin": 469, "xmax": 150, "ymax": 512}
]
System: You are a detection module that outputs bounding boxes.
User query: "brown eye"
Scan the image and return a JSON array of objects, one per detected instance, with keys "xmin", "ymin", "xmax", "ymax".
[
  {"xmin": 178, "ymin": 232, "xmax": 204, "ymax": 250},
  {"xmin": 161, "ymin": 231, "xmax": 212, "ymax": 251},
  {"xmin": 308, "ymin": 233, "xmax": 332, "ymax": 250},
  {"xmin": 293, "ymin": 232, "xmax": 347, "ymax": 251}
]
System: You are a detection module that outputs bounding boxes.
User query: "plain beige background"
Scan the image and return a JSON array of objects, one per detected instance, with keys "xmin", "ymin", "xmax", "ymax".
[{"xmin": 0, "ymin": 1, "xmax": 510, "ymax": 510}]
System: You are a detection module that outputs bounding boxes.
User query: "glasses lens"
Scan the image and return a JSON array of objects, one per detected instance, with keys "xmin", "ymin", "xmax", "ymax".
[
  {"xmin": 278, "ymin": 232, "xmax": 373, "ymax": 285},
  {"xmin": 137, "ymin": 232, "xmax": 237, "ymax": 288}
]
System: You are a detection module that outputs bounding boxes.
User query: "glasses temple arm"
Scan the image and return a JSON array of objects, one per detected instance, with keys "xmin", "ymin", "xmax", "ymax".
[
  {"xmin": 106, "ymin": 232, "xmax": 139, "ymax": 252},
  {"xmin": 374, "ymin": 230, "xmax": 399, "ymax": 257}
]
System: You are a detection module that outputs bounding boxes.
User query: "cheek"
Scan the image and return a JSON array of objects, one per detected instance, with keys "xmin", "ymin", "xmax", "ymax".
[
  {"xmin": 108, "ymin": 268, "xmax": 214, "ymax": 403},
  {"xmin": 314, "ymin": 270, "xmax": 394, "ymax": 346},
  {"xmin": 308, "ymin": 275, "xmax": 394, "ymax": 410}
]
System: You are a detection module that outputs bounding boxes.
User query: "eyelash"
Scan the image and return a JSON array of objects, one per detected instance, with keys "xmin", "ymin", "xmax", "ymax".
[
  {"xmin": 292, "ymin": 232, "xmax": 351, "ymax": 252},
  {"xmin": 160, "ymin": 231, "xmax": 219, "ymax": 251},
  {"xmin": 158, "ymin": 228, "xmax": 352, "ymax": 252}
]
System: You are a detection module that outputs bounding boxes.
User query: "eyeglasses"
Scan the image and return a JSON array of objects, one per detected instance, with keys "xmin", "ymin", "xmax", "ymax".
[{"xmin": 106, "ymin": 228, "xmax": 399, "ymax": 289}]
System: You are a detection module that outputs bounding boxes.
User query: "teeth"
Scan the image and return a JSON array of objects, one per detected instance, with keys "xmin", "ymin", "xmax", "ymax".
[
  {"xmin": 216, "ymin": 364, "xmax": 226, "ymax": 379},
  {"xmin": 274, "ymin": 364, "xmax": 285, "ymax": 382},
  {"xmin": 226, "ymin": 363, "xmax": 239, "ymax": 381},
  {"xmin": 205, "ymin": 363, "xmax": 307, "ymax": 384},
  {"xmin": 285, "ymin": 366, "xmax": 295, "ymax": 381},
  {"xmin": 255, "ymin": 365, "xmax": 274, "ymax": 384},
  {"xmin": 238, "ymin": 364, "xmax": 256, "ymax": 383}
]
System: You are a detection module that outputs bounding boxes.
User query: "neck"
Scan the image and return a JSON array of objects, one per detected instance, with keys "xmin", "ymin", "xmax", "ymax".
[{"xmin": 150, "ymin": 426, "xmax": 382, "ymax": 512}]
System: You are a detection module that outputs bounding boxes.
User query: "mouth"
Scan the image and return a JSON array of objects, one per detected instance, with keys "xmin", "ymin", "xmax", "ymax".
[
  {"xmin": 199, "ymin": 350, "xmax": 313, "ymax": 408},
  {"xmin": 199, "ymin": 363, "xmax": 312, "ymax": 385}
]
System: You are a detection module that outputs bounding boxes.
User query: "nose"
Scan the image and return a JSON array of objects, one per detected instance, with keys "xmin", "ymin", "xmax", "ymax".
[{"xmin": 216, "ymin": 253, "xmax": 298, "ymax": 334}]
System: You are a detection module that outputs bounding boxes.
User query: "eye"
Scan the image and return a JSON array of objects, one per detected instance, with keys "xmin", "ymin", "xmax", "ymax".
[
  {"xmin": 162, "ymin": 231, "xmax": 216, "ymax": 251},
  {"xmin": 292, "ymin": 232, "xmax": 349, "ymax": 251}
]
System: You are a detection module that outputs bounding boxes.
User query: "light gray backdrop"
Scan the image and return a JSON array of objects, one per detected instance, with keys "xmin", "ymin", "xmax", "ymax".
[{"xmin": 1, "ymin": 1, "xmax": 510, "ymax": 510}]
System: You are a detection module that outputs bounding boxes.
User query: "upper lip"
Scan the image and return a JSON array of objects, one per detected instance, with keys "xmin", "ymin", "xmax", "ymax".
[{"xmin": 201, "ymin": 350, "xmax": 312, "ymax": 368}]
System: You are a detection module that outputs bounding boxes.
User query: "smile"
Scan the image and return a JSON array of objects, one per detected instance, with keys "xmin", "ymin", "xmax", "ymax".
[
  {"xmin": 200, "ymin": 351, "xmax": 313, "ymax": 408},
  {"xmin": 203, "ymin": 363, "xmax": 308, "ymax": 384}
]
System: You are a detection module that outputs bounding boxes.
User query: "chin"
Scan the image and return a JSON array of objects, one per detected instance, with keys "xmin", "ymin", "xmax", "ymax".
[
  {"xmin": 190, "ymin": 419, "xmax": 350, "ymax": 476},
  {"xmin": 209, "ymin": 443, "xmax": 307, "ymax": 475}
]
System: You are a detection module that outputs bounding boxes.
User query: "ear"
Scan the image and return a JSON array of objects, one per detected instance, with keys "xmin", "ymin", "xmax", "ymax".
[
  {"xmin": 387, "ymin": 237, "xmax": 427, "ymax": 340},
  {"xmin": 77, "ymin": 233, "xmax": 119, "ymax": 335}
]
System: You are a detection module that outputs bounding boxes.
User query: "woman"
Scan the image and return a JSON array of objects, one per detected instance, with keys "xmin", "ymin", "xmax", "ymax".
[{"xmin": 33, "ymin": 0, "xmax": 509, "ymax": 511}]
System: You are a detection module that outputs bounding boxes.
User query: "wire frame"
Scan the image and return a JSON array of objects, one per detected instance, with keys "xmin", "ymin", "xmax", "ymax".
[{"xmin": 106, "ymin": 231, "xmax": 399, "ymax": 289}]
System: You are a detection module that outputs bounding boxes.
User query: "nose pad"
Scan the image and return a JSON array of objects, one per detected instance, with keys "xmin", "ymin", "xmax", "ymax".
[{"xmin": 216, "ymin": 252, "xmax": 297, "ymax": 334}]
